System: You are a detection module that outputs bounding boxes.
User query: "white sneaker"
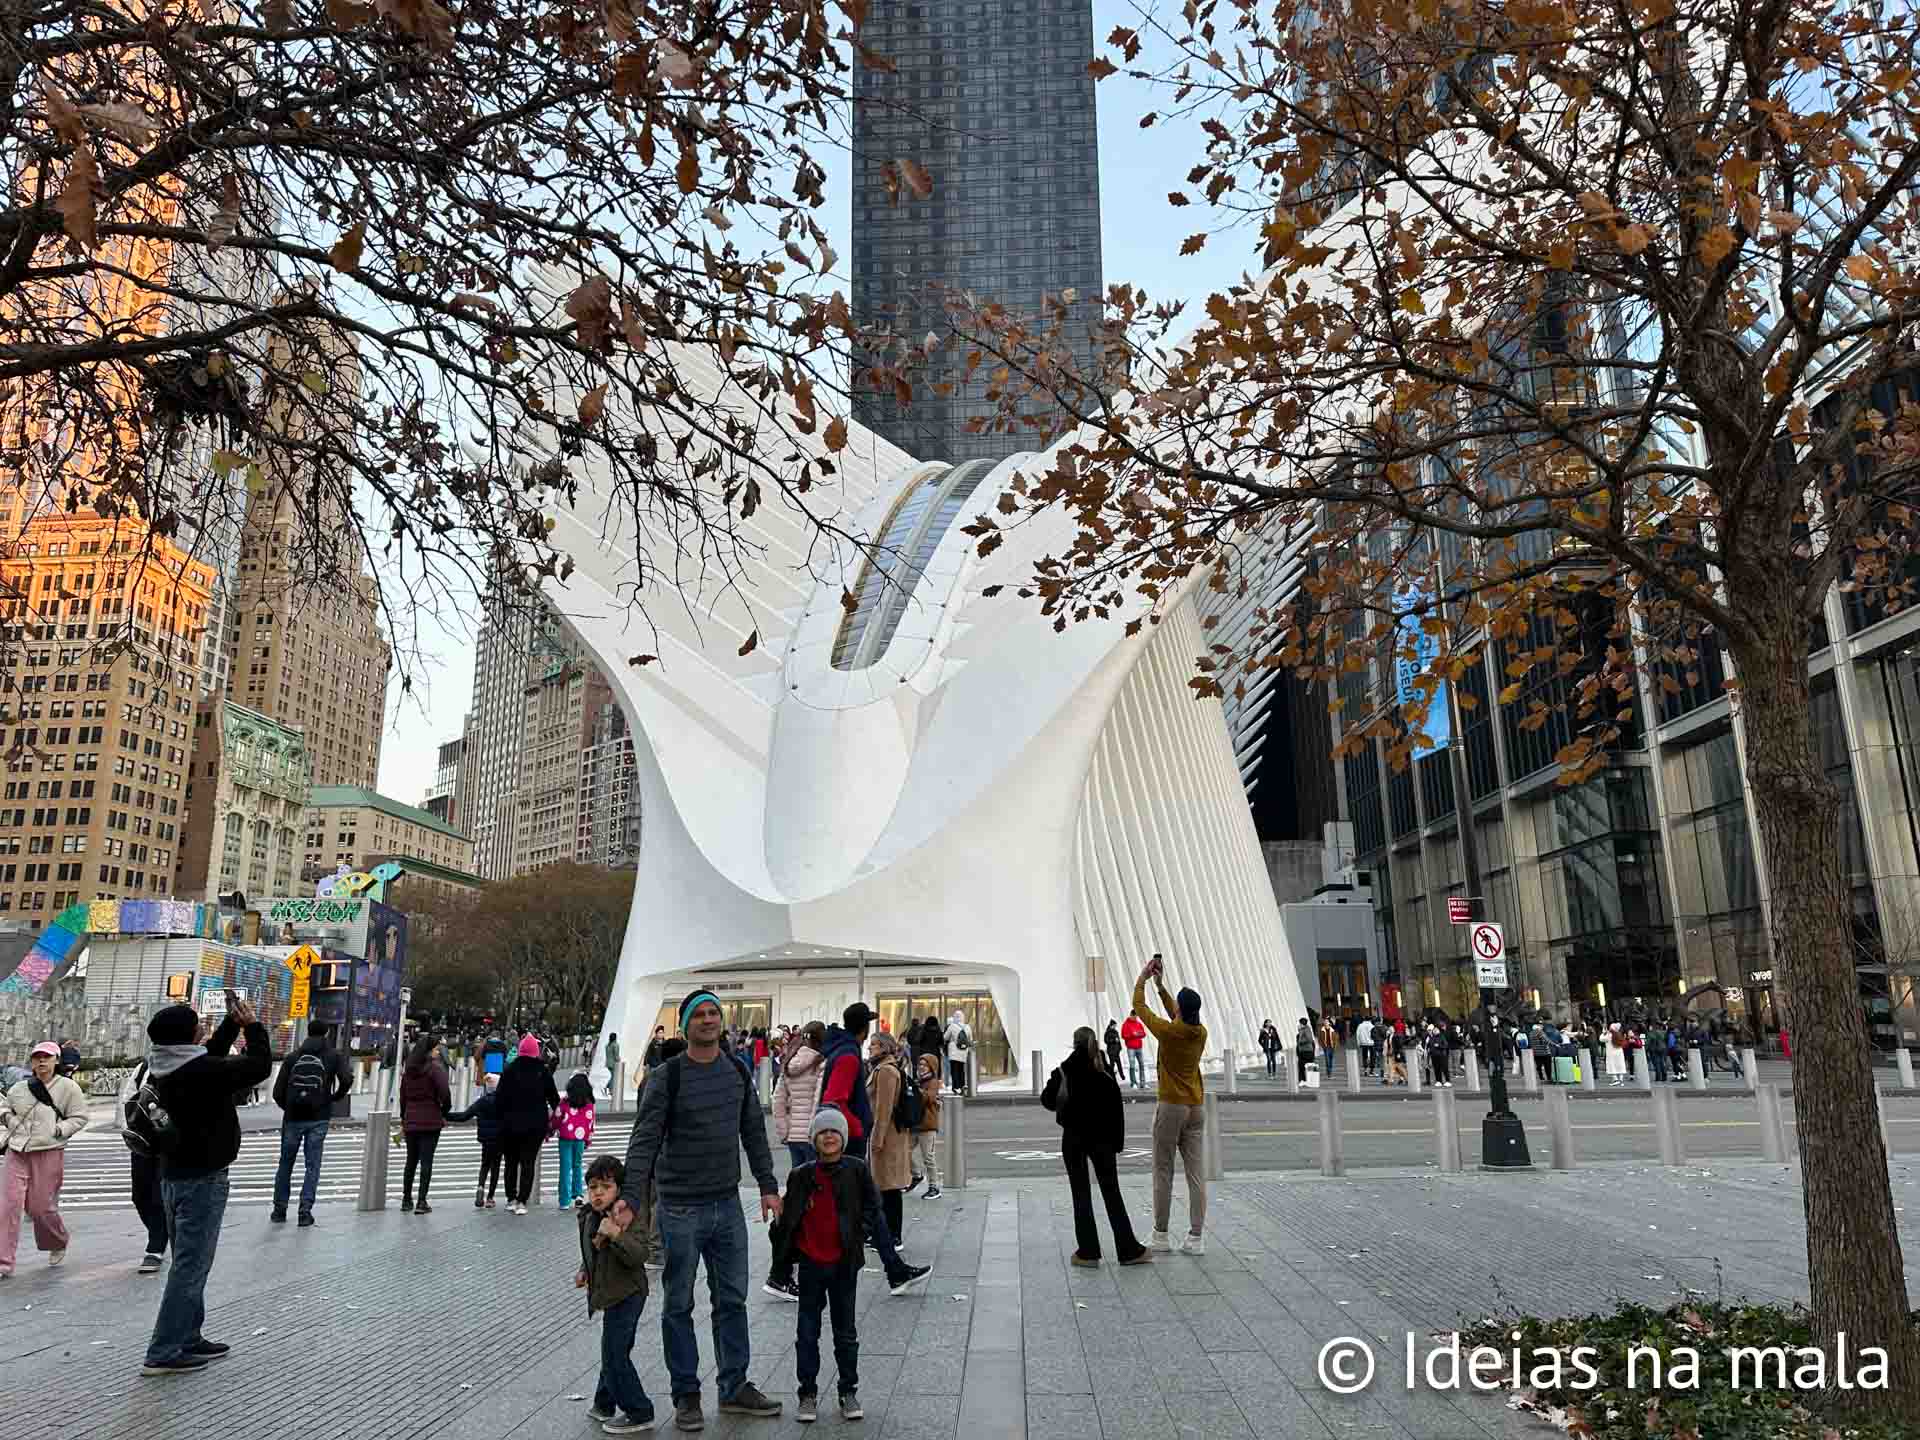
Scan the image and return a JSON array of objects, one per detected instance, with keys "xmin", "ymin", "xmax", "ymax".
[
  {"xmin": 1148, "ymin": 1230, "xmax": 1173, "ymax": 1252},
  {"xmin": 48, "ymin": 1249, "xmax": 66, "ymax": 1267},
  {"xmin": 1179, "ymin": 1232, "xmax": 1205, "ymax": 1256},
  {"xmin": 513, "ymin": 1203, "xmax": 527, "ymax": 1216}
]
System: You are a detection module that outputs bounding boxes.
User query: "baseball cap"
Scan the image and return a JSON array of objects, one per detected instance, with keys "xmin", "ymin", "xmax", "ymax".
[
  {"xmin": 30, "ymin": 1041, "xmax": 59, "ymax": 1058},
  {"xmin": 843, "ymin": 1001, "xmax": 875, "ymax": 1032}
]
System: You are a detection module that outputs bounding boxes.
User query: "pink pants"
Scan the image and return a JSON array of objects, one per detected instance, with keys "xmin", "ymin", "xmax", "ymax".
[{"xmin": 0, "ymin": 1148, "xmax": 69, "ymax": 1273}]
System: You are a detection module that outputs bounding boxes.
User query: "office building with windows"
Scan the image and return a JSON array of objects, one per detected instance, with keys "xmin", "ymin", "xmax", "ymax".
[
  {"xmin": 851, "ymin": 0, "xmax": 1104, "ymax": 464},
  {"xmin": 175, "ymin": 699, "xmax": 312, "ymax": 902}
]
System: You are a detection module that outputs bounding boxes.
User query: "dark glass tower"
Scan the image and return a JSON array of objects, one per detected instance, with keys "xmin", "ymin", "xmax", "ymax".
[{"xmin": 851, "ymin": 0, "xmax": 1104, "ymax": 464}]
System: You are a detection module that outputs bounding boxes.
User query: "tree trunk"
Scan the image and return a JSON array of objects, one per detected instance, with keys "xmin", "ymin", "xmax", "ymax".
[{"xmin": 1726, "ymin": 608, "xmax": 1920, "ymax": 1414}]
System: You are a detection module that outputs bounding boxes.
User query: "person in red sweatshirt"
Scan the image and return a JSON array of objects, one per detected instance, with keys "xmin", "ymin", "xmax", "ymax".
[
  {"xmin": 1120, "ymin": 1013, "xmax": 1149, "ymax": 1090},
  {"xmin": 814, "ymin": 1003, "xmax": 875, "ymax": 1157}
]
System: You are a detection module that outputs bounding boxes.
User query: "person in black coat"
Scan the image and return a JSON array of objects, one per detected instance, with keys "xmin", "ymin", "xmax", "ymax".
[
  {"xmin": 493, "ymin": 1035, "xmax": 561, "ymax": 1213},
  {"xmin": 1041, "ymin": 1026, "xmax": 1149, "ymax": 1267}
]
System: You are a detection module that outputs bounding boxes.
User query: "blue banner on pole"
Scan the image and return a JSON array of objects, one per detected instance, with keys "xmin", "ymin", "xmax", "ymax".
[{"xmin": 1394, "ymin": 586, "xmax": 1451, "ymax": 756}]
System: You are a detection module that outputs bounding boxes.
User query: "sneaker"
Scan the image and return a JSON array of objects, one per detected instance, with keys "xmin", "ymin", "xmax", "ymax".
[
  {"xmin": 191, "ymin": 1339, "xmax": 231, "ymax": 1360},
  {"xmin": 475, "ymin": 1188, "xmax": 486, "ymax": 1209},
  {"xmin": 298, "ymin": 1213, "xmax": 316, "ymax": 1228},
  {"xmin": 888, "ymin": 1263, "xmax": 931, "ymax": 1295},
  {"xmin": 718, "ymin": 1382, "xmax": 781, "ymax": 1417},
  {"xmin": 603, "ymin": 1417, "xmax": 657, "ymax": 1434},
  {"xmin": 589, "ymin": 1405, "xmax": 616, "ymax": 1421},
  {"xmin": 673, "ymin": 1396, "xmax": 705, "ymax": 1431},
  {"xmin": 140, "ymin": 1356, "xmax": 211, "ymax": 1377},
  {"xmin": 906, "ymin": 1174, "xmax": 924, "ymax": 1194},
  {"xmin": 923, "ymin": 1185, "xmax": 942, "ymax": 1199},
  {"xmin": 485, "ymin": 1198, "xmax": 497, "ymax": 1209},
  {"xmin": 1119, "ymin": 1251, "xmax": 1153, "ymax": 1266},
  {"xmin": 762, "ymin": 1277, "xmax": 800, "ymax": 1302},
  {"xmin": 1148, "ymin": 1230, "xmax": 1173, "ymax": 1252},
  {"xmin": 415, "ymin": 1202, "xmax": 433, "ymax": 1215},
  {"xmin": 839, "ymin": 1392, "xmax": 863, "ymax": 1421},
  {"xmin": 1070, "ymin": 1252, "xmax": 1101, "ymax": 1267},
  {"xmin": 48, "ymin": 1248, "xmax": 65, "ymax": 1267},
  {"xmin": 513, "ymin": 1203, "xmax": 527, "ymax": 1216},
  {"xmin": 1179, "ymin": 1232, "xmax": 1206, "ymax": 1256},
  {"xmin": 401, "ymin": 1199, "xmax": 414, "ymax": 1213},
  {"xmin": 268, "ymin": 1210, "xmax": 287, "ymax": 1224},
  {"xmin": 796, "ymin": 1394, "xmax": 818, "ymax": 1424},
  {"xmin": 138, "ymin": 1253, "xmax": 164, "ymax": 1275}
]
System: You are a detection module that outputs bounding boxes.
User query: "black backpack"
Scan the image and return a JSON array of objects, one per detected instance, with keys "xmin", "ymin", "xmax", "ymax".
[
  {"xmin": 285, "ymin": 1051, "xmax": 330, "ymax": 1110},
  {"xmin": 122, "ymin": 1066, "xmax": 182, "ymax": 1160},
  {"xmin": 889, "ymin": 1059, "xmax": 924, "ymax": 1131}
]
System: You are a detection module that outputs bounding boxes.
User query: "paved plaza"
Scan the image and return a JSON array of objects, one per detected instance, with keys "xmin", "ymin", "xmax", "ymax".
[{"xmin": 7, "ymin": 1153, "xmax": 1920, "ymax": 1439}]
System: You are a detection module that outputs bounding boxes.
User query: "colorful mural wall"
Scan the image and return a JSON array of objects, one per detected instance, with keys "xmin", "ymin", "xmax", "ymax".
[{"xmin": 0, "ymin": 904, "xmax": 89, "ymax": 995}]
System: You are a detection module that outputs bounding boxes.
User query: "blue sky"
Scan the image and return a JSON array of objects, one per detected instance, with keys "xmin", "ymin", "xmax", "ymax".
[{"xmin": 376, "ymin": 8, "xmax": 1242, "ymax": 807}]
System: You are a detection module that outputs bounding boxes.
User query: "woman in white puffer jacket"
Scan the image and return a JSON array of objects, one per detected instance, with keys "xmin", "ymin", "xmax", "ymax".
[
  {"xmin": 0, "ymin": 1041, "xmax": 88, "ymax": 1277},
  {"xmin": 771, "ymin": 1020, "xmax": 828, "ymax": 1165}
]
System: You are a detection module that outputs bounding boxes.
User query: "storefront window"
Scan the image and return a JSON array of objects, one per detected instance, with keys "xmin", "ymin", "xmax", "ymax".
[{"xmin": 876, "ymin": 990, "xmax": 1012, "ymax": 1077}]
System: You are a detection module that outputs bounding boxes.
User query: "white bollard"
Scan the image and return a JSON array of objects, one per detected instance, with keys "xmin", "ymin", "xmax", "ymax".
[
  {"xmin": 1545, "ymin": 1087, "xmax": 1575, "ymax": 1170},
  {"xmin": 943, "ymin": 1095, "xmax": 967, "ymax": 1189},
  {"xmin": 1739, "ymin": 1047, "xmax": 1758, "ymax": 1091},
  {"xmin": 1406, "ymin": 1047, "xmax": 1423, "ymax": 1094},
  {"xmin": 1581, "ymin": 1050, "xmax": 1598, "ymax": 1092},
  {"xmin": 1756, "ymin": 1083, "xmax": 1789, "ymax": 1162},
  {"xmin": 356, "ymin": 1110, "xmax": 391, "ymax": 1210},
  {"xmin": 1524, "ymin": 1053, "xmax": 1541, "ymax": 1093},
  {"xmin": 1652, "ymin": 1084, "xmax": 1685, "ymax": 1166},
  {"xmin": 1317, "ymin": 1089, "xmax": 1344, "ymax": 1177},
  {"xmin": 1689, "ymin": 1056, "xmax": 1708, "ymax": 1091},
  {"xmin": 1433, "ymin": 1087, "xmax": 1462, "ymax": 1172},
  {"xmin": 757, "ymin": 1058, "xmax": 773, "ymax": 1110},
  {"xmin": 1225, "ymin": 1049, "xmax": 1238, "ymax": 1096},
  {"xmin": 1463, "ymin": 1050, "xmax": 1481, "ymax": 1094},
  {"xmin": 1203, "ymin": 1092, "xmax": 1226, "ymax": 1181},
  {"xmin": 1344, "ymin": 1046, "xmax": 1362, "ymax": 1092},
  {"xmin": 612, "ymin": 1061, "xmax": 626, "ymax": 1106},
  {"xmin": 1286, "ymin": 1052, "xmax": 1301, "ymax": 1095},
  {"xmin": 1898, "ymin": 1048, "xmax": 1916, "ymax": 1091},
  {"xmin": 1636, "ymin": 1051, "xmax": 1654, "ymax": 1091},
  {"xmin": 1878, "ymin": 1081, "xmax": 1891, "ymax": 1152}
]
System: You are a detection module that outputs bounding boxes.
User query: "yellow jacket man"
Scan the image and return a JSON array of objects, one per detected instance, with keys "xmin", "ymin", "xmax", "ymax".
[{"xmin": 1130, "ymin": 954, "xmax": 1208, "ymax": 1254}]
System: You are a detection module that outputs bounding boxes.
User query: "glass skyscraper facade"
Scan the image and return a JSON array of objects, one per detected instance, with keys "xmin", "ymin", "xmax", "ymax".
[{"xmin": 851, "ymin": 0, "xmax": 1104, "ymax": 464}]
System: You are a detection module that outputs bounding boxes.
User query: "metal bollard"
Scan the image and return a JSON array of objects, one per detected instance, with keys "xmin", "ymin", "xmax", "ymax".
[
  {"xmin": 1433, "ymin": 1086, "xmax": 1462, "ymax": 1172},
  {"xmin": 1878, "ymin": 1082, "xmax": 1891, "ymax": 1152},
  {"xmin": 1406, "ymin": 1047, "xmax": 1423, "ymax": 1094},
  {"xmin": 1285, "ymin": 1054, "xmax": 1301, "ymax": 1095},
  {"xmin": 1756, "ymin": 1083, "xmax": 1789, "ymax": 1162},
  {"xmin": 1689, "ymin": 1057, "xmax": 1708, "ymax": 1091},
  {"xmin": 1898, "ymin": 1048, "xmax": 1916, "ymax": 1092},
  {"xmin": 1544, "ymin": 1087, "xmax": 1575, "ymax": 1170},
  {"xmin": 943, "ymin": 1095, "xmax": 967, "ymax": 1189},
  {"xmin": 356, "ymin": 1109, "xmax": 391, "ymax": 1210},
  {"xmin": 612, "ymin": 1061, "xmax": 626, "ymax": 1106},
  {"xmin": 1317, "ymin": 1090, "xmax": 1344, "ymax": 1177},
  {"xmin": 967, "ymin": 1049, "xmax": 979, "ymax": 1097},
  {"xmin": 1463, "ymin": 1050, "xmax": 1481, "ymax": 1094},
  {"xmin": 1581, "ymin": 1050, "xmax": 1598, "ymax": 1092},
  {"xmin": 1740, "ymin": 1047, "xmax": 1759, "ymax": 1091},
  {"xmin": 1343, "ymin": 1046, "xmax": 1361, "ymax": 1092},
  {"xmin": 757, "ymin": 1059, "xmax": 773, "ymax": 1110},
  {"xmin": 1203, "ymin": 1092, "xmax": 1226, "ymax": 1180},
  {"xmin": 1225, "ymin": 1049, "xmax": 1238, "ymax": 1096},
  {"xmin": 1636, "ymin": 1054, "xmax": 1654, "ymax": 1091},
  {"xmin": 1524, "ymin": 1054, "xmax": 1541, "ymax": 1093},
  {"xmin": 1651, "ymin": 1084, "xmax": 1685, "ymax": 1166},
  {"xmin": 529, "ymin": 1146, "xmax": 543, "ymax": 1207},
  {"xmin": 1032, "ymin": 1050, "xmax": 1044, "ymax": 1097}
]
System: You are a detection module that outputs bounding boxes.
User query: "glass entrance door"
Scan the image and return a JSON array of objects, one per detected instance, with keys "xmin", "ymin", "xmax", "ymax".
[{"xmin": 876, "ymin": 990, "xmax": 1011, "ymax": 1077}]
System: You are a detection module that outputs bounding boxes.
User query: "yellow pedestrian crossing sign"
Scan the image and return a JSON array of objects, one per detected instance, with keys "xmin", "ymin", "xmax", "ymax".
[
  {"xmin": 285, "ymin": 944, "xmax": 320, "ymax": 978},
  {"xmin": 286, "ymin": 944, "xmax": 321, "ymax": 1020}
]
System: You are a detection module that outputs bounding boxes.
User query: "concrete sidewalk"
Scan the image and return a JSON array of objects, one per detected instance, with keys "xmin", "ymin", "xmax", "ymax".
[{"xmin": 8, "ymin": 1154, "xmax": 1918, "ymax": 1439}]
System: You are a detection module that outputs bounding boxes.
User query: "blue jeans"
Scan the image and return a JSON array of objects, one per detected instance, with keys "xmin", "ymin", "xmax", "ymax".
[
  {"xmin": 787, "ymin": 1142, "xmax": 816, "ymax": 1169},
  {"xmin": 1126, "ymin": 1050, "xmax": 1144, "ymax": 1088},
  {"xmin": 594, "ymin": 1291, "xmax": 655, "ymax": 1423},
  {"xmin": 274, "ymin": 1120, "xmax": 329, "ymax": 1216},
  {"xmin": 658, "ymin": 1197, "xmax": 752, "ymax": 1403},
  {"xmin": 795, "ymin": 1257, "xmax": 859, "ymax": 1398},
  {"xmin": 557, "ymin": 1139, "xmax": 586, "ymax": 1207},
  {"xmin": 145, "ymin": 1171, "xmax": 230, "ymax": 1365}
]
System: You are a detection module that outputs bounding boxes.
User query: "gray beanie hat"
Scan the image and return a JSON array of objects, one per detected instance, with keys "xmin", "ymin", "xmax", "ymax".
[{"xmin": 809, "ymin": 1106, "xmax": 849, "ymax": 1144}]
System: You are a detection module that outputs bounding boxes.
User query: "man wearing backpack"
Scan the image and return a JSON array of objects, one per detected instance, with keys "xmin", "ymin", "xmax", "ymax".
[
  {"xmin": 270, "ymin": 1021, "xmax": 352, "ymax": 1226},
  {"xmin": 616, "ymin": 989, "xmax": 784, "ymax": 1430},
  {"xmin": 942, "ymin": 1010, "xmax": 973, "ymax": 1095},
  {"xmin": 139, "ymin": 996, "xmax": 272, "ymax": 1377}
]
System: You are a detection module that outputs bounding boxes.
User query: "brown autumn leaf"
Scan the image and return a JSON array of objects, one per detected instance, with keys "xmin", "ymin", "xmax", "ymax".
[
  {"xmin": 328, "ymin": 220, "xmax": 366, "ymax": 272},
  {"xmin": 325, "ymin": 0, "xmax": 374, "ymax": 25},
  {"xmin": 1697, "ymin": 225, "xmax": 1737, "ymax": 267},
  {"xmin": 74, "ymin": 101, "xmax": 156, "ymax": 147},
  {"xmin": 1180, "ymin": 232, "xmax": 1207, "ymax": 255},
  {"xmin": 604, "ymin": 0, "xmax": 634, "ymax": 42},
  {"xmin": 565, "ymin": 275, "xmax": 613, "ymax": 350},
  {"xmin": 655, "ymin": 39, "xmax": 696, "ymax": 87},
  {"xmin": 56, "ymin": 145, "xmax": 100, "ymax": 250},
  {"xmin": 899, "ymin": 156, "xmax": 933, "ymax": 199},
  {"xmin": 737, "ymin": 629, "xmax": 759, "ymax": 657},
  {"xmin": 42, "ymin": 84, "xmax": 86, "ymax": 145},
  {"xmin": 578, "ymin": 383, "xmax": 608, "ymax": 427},
  {"xmin": 207, "ymin": 174, "xmax": 242, "ymax": 248},
  {"xmin": 823, "ymin": 415, "xmax": 848, "ymax": 453},
  {"xmin": 676, "ymin": 144, "xmax": 700, "ymax": 195}
]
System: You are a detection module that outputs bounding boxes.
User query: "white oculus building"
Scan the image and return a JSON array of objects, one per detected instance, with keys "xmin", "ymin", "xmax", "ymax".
[{"xmin": 545, "ymin": 348, "xmax": 1307, "ymax": 1080}]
